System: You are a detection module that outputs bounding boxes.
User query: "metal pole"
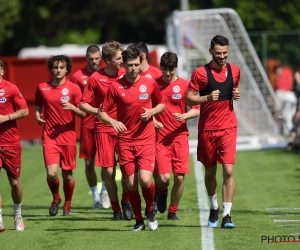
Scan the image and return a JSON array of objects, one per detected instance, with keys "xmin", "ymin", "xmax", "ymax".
[{"xmin": 180, "ymin": 0, "xmax": 189, "ymax": 11}]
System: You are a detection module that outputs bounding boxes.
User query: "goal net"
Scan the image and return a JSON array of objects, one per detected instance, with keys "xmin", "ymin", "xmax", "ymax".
[{"xmin": 166, "ymin": 8, "xmax": 284, "ymax": 146}]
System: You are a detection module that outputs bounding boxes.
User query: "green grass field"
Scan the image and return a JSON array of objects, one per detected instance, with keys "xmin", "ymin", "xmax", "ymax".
[{"xmin": 1, "ymin": 145, "xmax": 300, "ymax": 250}]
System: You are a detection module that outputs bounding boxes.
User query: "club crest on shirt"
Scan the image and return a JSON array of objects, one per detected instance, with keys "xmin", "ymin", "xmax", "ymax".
[
  {"xmin": 0, "ymin": 89, "xmax": 5, "ymax": 96},
  {"xmin": 0, "ymin": 97, "xmax": 7, "ymax": 103},
  {"xmin": 173, "ymin": 85, "xmax": 181, "ymax": 93},
  {"xmin": 61, "ymin": 96, "xmax": 70, "ymax": 101},
  {"xmin": 139, "ymin": 85, "xmax": 147, "ymax": 93},
  {"xmin": 62, "ymin": 88, "xmax": 69, "ymax": 95}
]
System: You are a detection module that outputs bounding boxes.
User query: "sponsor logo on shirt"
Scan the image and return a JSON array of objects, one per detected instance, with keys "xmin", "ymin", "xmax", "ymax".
[
  {"xmin": 122, "ymin": 93, "xmax": 125, "ymax": 96},
  {"xmin": 139, "ymin": 85, "xmax": 147, "ymax": 93},
  {"xmin": 119, "ymin": 86, "xmax": 128, "ymax": 89},
  {"xmin": 119, "ymin": 75, "xmax": 124, "ymax": 79},
  {"xmin": 99, "ymin": 78, "xmax": 108, "ymax": 82},
  {"xmin": 0, "ymin": 97, "xmax": 7, "ymax": 103},
  {"xmin": 172, "ymin": 94, "xmax": 182, "ymax": 99},
  {"xmin": 139, "ymin": 94, "xmax": 149, "ymax": 99},
  {"xmin": 0, "ymin": 89, "xmax": 5, "ymax": 96},
  {"xmin": 173, "ymin": 85, "xmax": 181, "ymax": 93},
  {"xmin": 61, "ymin": 96, "xmax": 70, "ymax": 101},
  {"xmin": 62, "ymin": 88, "xmax": 69, "ymax": 95},
  {"xmin": 42, "ymin": 88, "xmax": 51, "ymax": 90},
  {"xmin": 145, "ymin": 74, "xmax": 152, "ymax": 79}
]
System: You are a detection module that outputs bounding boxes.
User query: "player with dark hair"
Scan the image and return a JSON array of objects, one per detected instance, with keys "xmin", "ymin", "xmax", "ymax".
[
  {"xmin": 0, "ymin": 60, "xmax": 29, "ymax": 231},
  {"xmin": 186, "ymin": 35, "xmax": 241, "ymax": 228},
  {"xmin": 80, "ymin": 41, "xmax": 133, "ymax": 221},
  {"xmin": 35, "ymin": 55, "xmax": 85, "ymax": 216},
  {"xmin": 70, "ymin": 45, "xmax": 110, "ymax": 209},
  {"xmin": 99, "ymin": 48, "xmax": 165, "ymax": 231},
  {"xmin": 154, "ymin": 52, "xmax": 200, "ymax": 220}
]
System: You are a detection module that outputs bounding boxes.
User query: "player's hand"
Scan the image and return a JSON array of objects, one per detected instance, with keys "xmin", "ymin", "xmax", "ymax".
[
  {"xmin": 154, "ymin": 120, "xmax": 164, "ymax": 130},
  {"xmin": 0, "ymin": 114, "xmax": 9, "ymax": 124},
  {"xmin": 36, "ymin": 114, "xmax": 46, "ymax": 125},
  {"xmin": 141, "ymin": 107, "xmax": 154, "ymax": 121},
  {"xmin": 208, "ymin": 89, "xmax": 220, "ymax": 102},
  {"xmin": 232, "ymin": 87, "xmax": 240, "ymax": 101},
  {"xmin": 62, "ymin": 101, "xmax": 74, "ymax": 110},
  {"xmin": 110, "ymin": 119, "xmax": 127, "ymax": 133},
  {"xmin": 173, "ymin": 113, "xmax": 185, "ymax": 122}
]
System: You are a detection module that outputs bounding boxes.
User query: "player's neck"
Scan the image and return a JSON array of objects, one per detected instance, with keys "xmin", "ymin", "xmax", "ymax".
[
  {"xmin": 211, "ymin": 60, "xmax": 226, "ymax": 70},
  {"xmin": 125, "ymin": 74, "xmax": 140, "ymax": 83},
  {"xmin": 87, "ymin": 65, "xmax": 99, "ymax": 73},
  {"xmin": 104, "ymin": 66, "xmax": 118, "ymax": 77},
  {"xmin": 162, "ymin": 75, "xmax": 178, "ymax": 83},
  {"xmin": 51, "ymin": 77, "xmax": 66, "ymax": 86},
  {"xmin": 140, "ymin": 61, "xmax": 150, "ymax": 73}
]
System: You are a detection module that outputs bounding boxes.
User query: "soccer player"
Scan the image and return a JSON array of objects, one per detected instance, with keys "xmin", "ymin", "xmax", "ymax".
[
  {"xmin": 0, "ymin": 60, "xmax": 28, "ymax": 231},
  {"xmin": 80, "ymin": 41, "xmax": 133, "ymax": 221},
  {"xmin": 70, "ymin": 45, "xmax": 109, "ymax": 209},
  {"xmin": 154, "ymin": 52, "xmax": 200, "ymax": 220},
  {"xmin": 99, "ymin": 48, "xmax": 165, "ymax": 231},
  {"xmin": 35, "ymin": 55, "xmax": 85, "ymax": 216},
  {"xmin": 186, "ymin": 35, "xmax": 241, "ymax": 228},
  {"xmin": 127, "ymin": 42, "xmax": 162, "ymax": 80}
]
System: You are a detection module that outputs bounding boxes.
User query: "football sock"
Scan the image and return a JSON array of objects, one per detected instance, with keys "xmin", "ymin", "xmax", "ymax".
[
  {"xmin": 168, "ymin": 204, "xmax": 178, "ymax": 214},
  {"xmin": 208, "ymin": 194, "xmax": 218, "ymax": 210},
  {"xmin": 159, "ymin": 187, "xmax": 168, "ymax": 195},
  {"xmin": 222, "ymin": 202, "xmax": 232, "ymax": 217},
  {"xmin": 141, "ymin": 182, "xmax": 155, "ymax": 212},
  {"xmin": 121, "ymin": 191, "xmax": 130, "ymax": 204},
  {"xmin": 47, "ymin": 177, "xmax": 60, "ymax": 201},
  {"xmin": 127, "ymin": 189, "xmax": 142, "ymax": 220},
  {"xmin": 0, "ymin": 208, "xmax": 3, "ymax": 222},
  {"xmin": 90, "ymin": 185, "xmax": 100, "ymax": 201},
  {"xmin": 63, "ymin": 180, "xmax": 75, "ymax": 207},
  {"xmin": 101, "ymin": 180, "xmax": 107, "ymax": 192},
  {"xmin": 14, "ymin": 203, "xmax": 22, "ymax": 216},
  {"xmin": 111, "ymin": 200, "xmax": 121, "ymax": 213}
]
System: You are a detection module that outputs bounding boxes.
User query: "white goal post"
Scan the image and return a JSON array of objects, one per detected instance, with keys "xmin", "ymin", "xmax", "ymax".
[{"xmin": 166, "ymin": 8, "xmax": 284, "ymax": 146}]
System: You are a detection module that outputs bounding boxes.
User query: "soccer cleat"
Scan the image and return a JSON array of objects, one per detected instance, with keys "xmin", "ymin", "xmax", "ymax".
[
  {"xmin": 100, "ymin": 190, "xmax": 110, "ymax": 209},
  {"xmin": 132, "ymin": 220, "xmax": 146, "ymax": 232},
  {"xmin": 14, "ymin": 216, "xmax": 25, "ymax": 231},
  {"xmin": 0, "ymin": 221, "xmax": 6, "ymax": 232},
  {"xmin": 145, "ymin": 209, "xmax": 158, "ymax": 231},
  {"xmin": 157, "ymin": 193, "xmax": 167, "ymax": 213},
  {"xmin": 121, "ymin": 202, "xmax": 133, "ymax": 221},
  {"xmin": 63, "ymin": 206, "xmax": 72, "ymax": 216},
  {"xmin": 49, "ymin": 198, "xmax": 61, "ymax": 216},
  {"xmin": 167, "ymin": 212, "xmax": 179, "ymax": 220},
  {"xmin": 111, "ymin": 211, "xmax": 123, "ymax": 221},
  {"xmin": 93, "ymin": 200, "xmax": 101, "ymax": 209},
  {"xmin": 153, "ymin": 193, "xmax": 159, "ymax": 214},
  {"xmin": 221, "ymin": 214, "xmax": 235, "ymax": 229},
  {"xmin": 208, "ymin": 208, "xmax": 219, "ymax": 227}
]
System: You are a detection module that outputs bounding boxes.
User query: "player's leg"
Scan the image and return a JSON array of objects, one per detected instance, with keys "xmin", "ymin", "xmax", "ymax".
[
  {"xmin": 0, "ymin": 195, "xmax": 5, "ymax": 232},
  {"xmin": 100, "ymin": 168, "xmax": 110, "ymax": 208}
]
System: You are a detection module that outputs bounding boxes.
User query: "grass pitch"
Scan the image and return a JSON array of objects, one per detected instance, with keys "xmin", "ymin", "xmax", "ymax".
[{"xmin": 1, "ymin": 145, "xmax": 300, "ymax": 249}]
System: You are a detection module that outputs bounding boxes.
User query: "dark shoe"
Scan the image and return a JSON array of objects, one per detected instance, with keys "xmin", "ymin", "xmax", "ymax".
[
  {"xmin": 62, "ymin": 206, "xmax": 72, "ymax": 216},
  {"xmin": 111, "ymin": 211, "xmax": 123, "ymax": 221},
  {"xmin": 145, "ymin": 209, "xmax": 158, "ymax": 231},
  {"xmin": 208, "ymin": 208, "xmax": 219, "ymax": 227},
  {"xmin": 221, "ymin": 214, "xmax": 235, "ymax": 229},
  {"xmin": 132, "ymin": 220, "xmax": 145, "ymax": 232},
  {"xmin": 122, "ymin": 202, "xmax": 133, "ymax": 221},
  {"xmin": 167, "ymin": 212, "xmax": 179, "ymax": 220},
  {"xmin": 49, "ymin": 198, "xmax": 61, "ymax": 216},
  {"xmin": 157, "ymin": 193, "xmax": 167, "ymax": 213},
  {"xmin": 153, "ymin": 193, "xmax": 159, "ymax": 214}
]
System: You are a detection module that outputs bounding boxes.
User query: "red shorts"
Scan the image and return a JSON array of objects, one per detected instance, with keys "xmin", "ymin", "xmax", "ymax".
[
  {"xmin": 79, "ymin": 128, "xmax": 96, "ymax": 159},
  {"xmin": 155, "ymin": 139, "xmax": 190, "ymax": 175},
  {"xmin": 0, "ymin": 145, "xmax": 21, "ymax": 177},
  {"xmin": 43, "ymin": 144, "xmax": 77, "ymax": 170},
  {"xmin": 197, "ymin": 127, "xmax": 237, "ymax": 167},
  {"xmin": 118, "ymin": 144, "xmax": 155, "ymax": 178},
  {"xmin": 95, "ymin": 132, "xmax": 117, "ymax": 167}
]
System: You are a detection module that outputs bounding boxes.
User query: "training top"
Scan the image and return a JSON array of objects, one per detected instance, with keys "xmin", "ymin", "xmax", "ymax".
[
  {"xmin": 35, "ymin": 80, "xmax": 82, "ymax": 145},
  {"xmin": 141, "ymin": 65, "xmax": 162, "ymax": 80},
  {"xmin": 70, "ymin": 66, "xmax": 96, "ymax": 130},
  {"xmin": 0, "ymin": 79, "xmax": 28, "ymax": 145},
  {"xmin": 189, "ymin": 61, "xmax": 240, "ymax": 130},
  {"xmin": 100, "ymin": 75, "xmax": 165, "ymax": 145},
  {"xmin": 155, "ymin": 76, "xmax": 199, "ymax": 142},
  {"xmin": 81, "ymin": 68, "xmax": 124, "ymax": 133}
]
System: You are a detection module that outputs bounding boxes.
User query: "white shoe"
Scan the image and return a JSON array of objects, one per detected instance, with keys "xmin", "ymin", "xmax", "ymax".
[
  {"xmin": 100, "ymin": 190, "xmax": 110, "ymax": 209},
  {"xmin": 14, "ymin": 216, "xmax": 25, "ymax": 231},
  {"xmin": 146, "ymin": 210, "xmax": 158, "ymax": 231},
  {"xmin": 93, "ymin": 200, "xmax": 101, "ymax": 209},
  {"xmin": 0, "ymin": 221, "xmax": 6, "ymax": 232}
]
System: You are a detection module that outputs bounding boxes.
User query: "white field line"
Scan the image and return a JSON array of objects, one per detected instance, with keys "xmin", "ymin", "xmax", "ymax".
[
  {"xmin": 193, "ymin": 153, "xmax": 215, "ymax": 250},
  {"xmin": 274, "ymin": 220, "xmax": 300, "ymax": 223},
  {"xmin": 270, "ymin": 214, "xmax": 300, "ymax": 217},
  {"xmin": 266, "ymin": 208, "xmax": 300, "ymax": 210}
]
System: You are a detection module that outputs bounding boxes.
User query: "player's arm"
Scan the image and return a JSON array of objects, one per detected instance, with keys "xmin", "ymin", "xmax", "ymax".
[
  {"xmin": 173, "ymin": 106, "xmax": 200, "ymax": 122},
  {"xmin": 186, "ymin": 90, "xmax": 220, "ymax": 106},
  {"xmin": 79, "ymin": 102, "xmax": 98, "ymax": 115},
  {"xmin": 35, "ymin": 106, "xmax": 46, "ymax": 125},
  {"xmin": 0, "ymin": 109, "xmax": 29, "ymax": 124},
  {"xmin": 98, "ymin": 110, "xmax": 127, "ymax": 133},
  {"xmin": 141, "ymin": 103, "xmax": 166, "ymax": 121},
  {"xmin": 232, "ymin": 87, "xmax": 240, "ymax": 101},
  {"xmin": 62, "ymin": 101, "xmax": 86, "ymax": 118}
]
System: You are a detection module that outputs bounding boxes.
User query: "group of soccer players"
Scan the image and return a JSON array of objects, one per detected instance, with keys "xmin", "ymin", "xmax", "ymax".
[{"xmin": 0, "ymin": 35, "xmax": 240, "ymax": 232}]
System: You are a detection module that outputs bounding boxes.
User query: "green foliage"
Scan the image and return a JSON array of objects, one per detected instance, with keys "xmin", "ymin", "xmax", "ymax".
[{"xmin": 56, "ymin": 28, "xmax": 101, "ymax": 45}]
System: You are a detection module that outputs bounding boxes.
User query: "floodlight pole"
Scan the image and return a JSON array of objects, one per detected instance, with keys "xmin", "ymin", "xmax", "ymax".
[{"xmin": 180, "ymin": 0, "xmax": 189, "ymax": 11}]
